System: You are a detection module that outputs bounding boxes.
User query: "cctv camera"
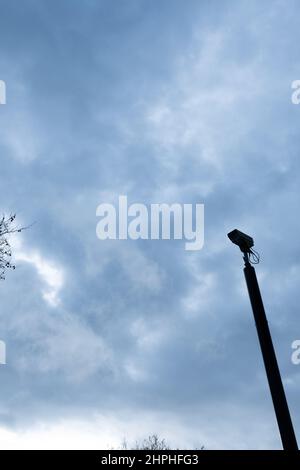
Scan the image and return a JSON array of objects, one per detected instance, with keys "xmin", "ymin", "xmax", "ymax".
[{"xmin": 227, "ymin": 229, "xmax": 254, "ymax": 252}]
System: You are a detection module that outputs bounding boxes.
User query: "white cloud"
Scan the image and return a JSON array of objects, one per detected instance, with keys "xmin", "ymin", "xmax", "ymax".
[
  {"xmin": 119, "ymin": 246, "xmax": 165, "ymax": 294},
  {"xmin": 13, "ymin": 313, "xmax": 114, "ymax": 383},
  {"xmin": 0, "ymin": 405, "xmax": 279, "ymax": 450},
  {"xmin": 130, "ymin": 317, "xmax": 166, "ymax": 350},
  {"xmin": 181, "ymin": 256, "xmax": 217, "ymax": 319},
  {"xmin": 144, "ymin": 30, "xmax": 266, "ymax": 173},
  {"xmin": 0, "ymin": 418, "xmax": 114, "ymax": 450},
  {"xmin": 13, "ymin": 241, "xmax": 64, "ymax": 307}
]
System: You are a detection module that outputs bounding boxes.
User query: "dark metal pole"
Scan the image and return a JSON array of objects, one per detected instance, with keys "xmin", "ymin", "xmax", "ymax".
[{"xmin": 243, "ymin": 255, "xmax": 298, "ymax": 450}]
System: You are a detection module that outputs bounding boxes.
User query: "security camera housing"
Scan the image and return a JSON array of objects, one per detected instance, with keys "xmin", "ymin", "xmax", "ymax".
[{"xmin": 227, "ymin": 229, "xmax": 254, "ymax": 252}]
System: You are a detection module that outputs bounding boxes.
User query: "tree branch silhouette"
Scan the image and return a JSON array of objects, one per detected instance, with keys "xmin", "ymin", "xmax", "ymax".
[{"xmin": 0, "ymin": 214, "xmax": 29, "ymax": 280}]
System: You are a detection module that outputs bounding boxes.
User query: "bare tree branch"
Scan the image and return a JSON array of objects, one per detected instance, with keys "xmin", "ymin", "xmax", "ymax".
[
  {"xmin": 0, "ymin": 214, "xmax": 28, "ymax": 280},
  {"xmin": 114, "ymin": 434, "xmax": 204, "ymax": 450}
]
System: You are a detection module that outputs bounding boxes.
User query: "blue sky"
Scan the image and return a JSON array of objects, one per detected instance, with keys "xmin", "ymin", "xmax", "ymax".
[{"xmin": 0, "ymin": 0, "xmax": 300, "ymax": 449}]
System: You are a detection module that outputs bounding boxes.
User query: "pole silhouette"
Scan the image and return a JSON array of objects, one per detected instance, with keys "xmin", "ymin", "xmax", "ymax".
[{"xmin": 228, "ymin": 229, "xmax": 298, "ymax": 450}]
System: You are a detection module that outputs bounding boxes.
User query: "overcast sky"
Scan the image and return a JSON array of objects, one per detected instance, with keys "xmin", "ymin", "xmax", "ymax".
[{"xmin": 0, "ymin": 0, "xmax": 300, "ymax": 449}]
